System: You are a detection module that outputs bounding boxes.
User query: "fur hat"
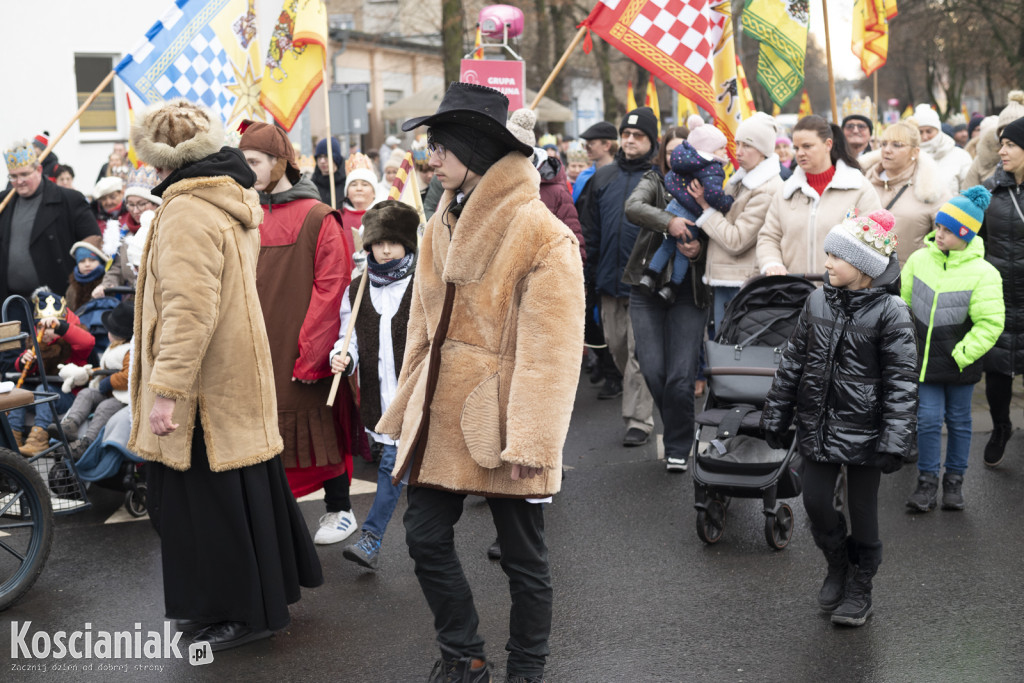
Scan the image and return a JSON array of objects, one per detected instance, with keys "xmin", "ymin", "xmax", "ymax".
[
  {"xmin": 93, "ymin": 176, "xmax": 123, "ymax": 199},
  {"xmin": 238, "ymin": 119, "xmax": 300, "ymax": 184},
  {"xmin": 936, "ymin": 186, "xmax": 992, "ymax": 243},
  {"xmin": 70, "ymin": 240, "xmax": 112, "ymax": 268},
  {"xmin": 687, "ymin": 125, "xmax": 728, "ymax": 157},
  {"xmin": 507, "ymin": 108, "xmax": 537, "ymax": 147},
  {"xmin": 620, "ymin": 107, "xmax": 659, "ymax": 145},
  {"xmin": 734, "ymin": 112, "xmax": 779, "ymax": 158},
  {"xmin": 124, "ymin": 164, "xmax": 162, "ymax": 206},
  {"xmin": 102, "ymin": 298, "xmax": 135, "ymax": 340},
  {"xmin": 130, "ymin": 98, "xmax": 224, "ymax": 171},
  {"xmin": 913, "ymin": 104, "xmax": 942, "ymax": 131},
  {"xmin": 362, "ymin": 199, "xmax": 419, "ymax": 254},
  {"xmin": 998, "ymin": 91, "xmax": 1024, "ymax": 134},
  {"xmin": 822, "ymin": 209, "xmax": 898, "ymax": 279}
]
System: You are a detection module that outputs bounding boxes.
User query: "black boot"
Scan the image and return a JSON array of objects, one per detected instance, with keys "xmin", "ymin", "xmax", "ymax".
[
  {"xmin": 831, "ymin": 542, "xmax": 881, "ymax": 627},
  {"xmin": 984, "ymin": 422, "xmax": 1013, "ymax": 467},
  {"xmin": 941, "ymin": 473, "xmax": 965, "ymax": 510},
  {"xmin": 812, "ymin": 517, "xmax": 850, "ymax": 612},
  {"xmin": 905, "ymin": 472, "xmax": 938, "ymax": 512},
  {"xmin": 656, "ymin": 281, "xmax": 679, "ymax": 304},
  {"xmin": 637, "ymin": 269, "xmax": 659, "ymax": 296}
]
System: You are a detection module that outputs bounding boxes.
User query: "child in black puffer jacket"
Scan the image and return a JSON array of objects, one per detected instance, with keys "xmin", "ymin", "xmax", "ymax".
[
  {"xmin": 638, "ymin": 125, "xmax": 733, "ymax": 303},
  {"xmin": 761, "ymin": 209, "xmax": 919, "ymax": 628}
]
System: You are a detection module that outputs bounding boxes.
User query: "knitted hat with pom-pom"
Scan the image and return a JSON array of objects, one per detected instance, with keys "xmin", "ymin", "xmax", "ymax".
[
  {"xmin": 935, "ymin": 185, "xmax": 992, "ymax": 243},
  {"xmin": 823, "ymin": 208, "xmax": 899, "ymax": 279},
  {"xmin": 506, "ymin": 108, "xmax": 537, "ymax": 147}
]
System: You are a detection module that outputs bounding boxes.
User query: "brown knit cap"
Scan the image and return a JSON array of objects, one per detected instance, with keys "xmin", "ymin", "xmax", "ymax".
[
  {"xmin": 238, "ymin": 120, "xmax": 300, "ymax": 183},
  {"xmin": 130, "ymin": 98, "xmax": 224, "ymax": 171}
]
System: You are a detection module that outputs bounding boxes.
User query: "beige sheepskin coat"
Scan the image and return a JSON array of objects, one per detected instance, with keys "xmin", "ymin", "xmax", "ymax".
[
  {"xmin": 128, "ymin": 175, "xmax": 283, "ymax": 471},
  {"xmin": 376, "ymin": 152, "xmax": 585, "ymax": 498}
]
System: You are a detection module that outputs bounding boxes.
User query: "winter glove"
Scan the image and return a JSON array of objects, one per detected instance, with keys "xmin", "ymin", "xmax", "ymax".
[
  {"xmin": 764, "ymin": 430, "xmax": 788, "ymax": 451},
  {"xmin": 58, "ymin": 363, "xmax": 92, "ymax": 394},
  {"xmin": 879, "ymin": 452, "xmax": 903, "ymax": 474}
]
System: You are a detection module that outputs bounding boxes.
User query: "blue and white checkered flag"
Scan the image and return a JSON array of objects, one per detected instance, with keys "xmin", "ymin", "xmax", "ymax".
[{"xmin": 116, "ymin": 0, "xmax": 263, "ymax": 125}]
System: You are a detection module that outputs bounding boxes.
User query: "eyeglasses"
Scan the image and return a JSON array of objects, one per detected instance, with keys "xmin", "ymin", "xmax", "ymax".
[
  {"xmin": 879, "ymin": 141, "xmax": 909, "ymax": 150},
  {"xmin": 125, "ymin": 200, "xmax": 151, "ymax": 211},
  {"xmin": 427, "ymin": 143, "xmax": 447, "ymax": 161},
  {"xmin": 844, "ymin": 122, "xmax": 869, "ymax": 131},
  {"xmin": 620, "ymin": 130, "xmax": 647, "ymax": 140}
]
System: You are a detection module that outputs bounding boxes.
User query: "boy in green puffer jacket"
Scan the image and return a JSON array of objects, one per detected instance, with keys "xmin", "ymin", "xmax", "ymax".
[{"xmin": 901, "ymin": 186, "xmax": 1005, "ymax": 512}]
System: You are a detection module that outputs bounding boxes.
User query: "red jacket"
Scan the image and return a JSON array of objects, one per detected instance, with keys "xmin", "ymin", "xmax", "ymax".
[
  {"xmin": 538, "ymin": 158, "xmax": 585, "ymax": 263},
  {"xmin": 15, "ymin": 310, "xmax": 95, "ymax": 373}
]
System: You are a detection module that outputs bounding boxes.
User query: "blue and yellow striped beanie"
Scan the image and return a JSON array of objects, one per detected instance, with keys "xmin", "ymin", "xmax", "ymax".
[{"xmin": 935, "ymin": 185, "xmax": 992, "ymax": 242}]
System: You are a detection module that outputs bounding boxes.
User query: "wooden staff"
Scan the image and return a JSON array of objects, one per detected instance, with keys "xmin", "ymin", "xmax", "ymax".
[
  {"xmin": 820, "ymin": 0, "xmax": 839, "ymax": 123},
  {"xmin": 321, "ymin": 59, "xmax": 338, "ymax": 210},
  {"xmin": 15, "ymin": 326, "xmax": 47, "ymax": 389},
  {"xmin": 327, "ymin": 269, "xmax": 368, "ymax": 406},
  {"xmin": 530, "ymin": 25, "xmax": 588, "ymax": 110},
  {"xmin": 0, "ymin": 69, "xmax": 117, "ymax": 218}
]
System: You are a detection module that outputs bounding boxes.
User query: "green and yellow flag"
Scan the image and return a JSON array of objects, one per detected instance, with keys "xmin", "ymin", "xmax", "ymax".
[{"xmin": 743, "ymin": 0, "xmax": 809, "ymax": 108}]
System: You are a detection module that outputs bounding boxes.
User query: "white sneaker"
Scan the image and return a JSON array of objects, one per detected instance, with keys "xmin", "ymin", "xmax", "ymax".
[
  {"xmin": 666, "ymin": 456, "xmax": 688, "ymax": 472},
  {"xmin": 314, "ymin": 510, "xmax": 358, "ymax": 545}
]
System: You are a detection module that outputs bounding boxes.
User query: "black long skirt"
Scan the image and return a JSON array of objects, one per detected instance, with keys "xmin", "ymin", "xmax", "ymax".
[{"xmin": 146, "ymin": 419, "xmax": 323, "ymax": 631}]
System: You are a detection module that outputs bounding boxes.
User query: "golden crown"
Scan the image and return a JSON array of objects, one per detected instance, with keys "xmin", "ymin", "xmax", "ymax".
[
  {"xmin": 4, "ymin": 141, "xmax": 38, "ymax": 172},
  {"xmin": 31, "ymin": 290, "xmax": 67, "ymax": 320}
]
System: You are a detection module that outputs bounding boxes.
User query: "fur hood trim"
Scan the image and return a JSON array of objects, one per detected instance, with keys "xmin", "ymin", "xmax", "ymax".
[
  {"xmin": 131, "ymin": 98, "xmax": 225, "ymax": 171},
  {"xmin": 860, "ymin": 148, "xmax": 948, "ymax": 205},
  {"xmin": 782, "ymin": 159, "xmax": 864, "ymax": 200},
  {"xmin": 728, "ymin": 153, "xmax": 782, "ymax": 191}
]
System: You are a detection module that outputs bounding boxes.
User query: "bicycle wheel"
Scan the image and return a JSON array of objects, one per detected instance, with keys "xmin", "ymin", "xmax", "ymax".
[{"xmin": 0, "ymin": 447, "xmax": 54, "ymax": 611}]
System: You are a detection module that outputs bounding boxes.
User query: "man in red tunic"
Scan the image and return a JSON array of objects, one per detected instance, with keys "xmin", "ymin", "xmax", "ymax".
[{"xmin": 239, "ymin": 121, "xmax": 360, "ymax": 545}]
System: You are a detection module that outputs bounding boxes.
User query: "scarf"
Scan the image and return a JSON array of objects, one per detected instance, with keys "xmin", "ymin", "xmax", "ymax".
[
  {"xmin": 73, "ymin": 264, "xmax": 106, "ymax": 284},
  {"xmin": 367, "ymin": 252, "xmax": 415, "ymax": 288}
]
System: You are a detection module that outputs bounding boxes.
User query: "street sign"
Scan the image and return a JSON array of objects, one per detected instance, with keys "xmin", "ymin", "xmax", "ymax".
[{"xmin": 460, "ymin": 59, "xmax": 526, "ymax": 111}]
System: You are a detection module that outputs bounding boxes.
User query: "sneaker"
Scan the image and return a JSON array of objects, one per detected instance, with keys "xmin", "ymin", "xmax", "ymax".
[
  {"xmin": 597, "ymin": 378, "xmax": 622, "ymax": 400},
  {"xmin": 941, "ymin": 473, "xmax": 965, "ymax": 511},
  {"xmin": 905, "ymin": 473, "xmax": 938, "ymax": 513},
  {"xmin": 666, "ymin": 455, "xmax": 688, "ymax": 472},
  {"xmin": 427, "ymin": 657, "xmax": 492, "ymax": 683},
  {"xmin": 343, "ymin": 529, "xmax": 382, "ymax": 569},
  {"xmin": 314, "ymin": 509, "xmax": 358, "ymax": 545},
  {"xmin": 984, "ymin": 423, "xmax": 1013, "ymax": 467},
  {"xmin": 622, "ymin": 427, "xmax": 649, "ymax": 447},
  {"xmin": 69, "ymin": 437, "xmax": 92, "ymax": 461}
]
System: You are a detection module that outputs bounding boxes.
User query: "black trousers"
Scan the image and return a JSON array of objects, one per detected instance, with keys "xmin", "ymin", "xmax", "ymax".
[
  {"xmin": 404, "ymin": 486, "xmax": 551, "ymax": 678},
  {"xmin": 985, "ymin": 371, "xmax": 1022, "ymax": 426},
  {"xmin": 802, "ymin": 460, "xmax": 882, "ymax": 566}
]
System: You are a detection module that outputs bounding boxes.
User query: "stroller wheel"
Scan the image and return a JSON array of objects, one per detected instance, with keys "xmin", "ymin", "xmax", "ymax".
[
  {"xmin": 765, "ymin": 503, "xmax": 794, "ymax": 551},
  {"xmin": 125, "ymin": 483, "xmax": 148, "ymax": 518},
  {"xmin": 696, "ymin": 498, "xmax": 726, "ymax": 545}
]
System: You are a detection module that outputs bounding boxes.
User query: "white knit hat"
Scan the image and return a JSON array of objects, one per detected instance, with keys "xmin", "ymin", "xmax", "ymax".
[
  {"xmin": 913, "ymin": 104, "xmax": 941, "ymax": 131},
  {"xmin": 93, "ymin": 176, "xmax": 124, "ymax": 199},
  {"xmin": 998, "ymin": 91, "xmax": 1024, "ymax": 134},
  {"xmin": 734, "ymin": 112, "xmax": 779, "ymax": 158},
  {"xmin": 506, "ymin": 108, "xmax": 537, "ymax": 147}
]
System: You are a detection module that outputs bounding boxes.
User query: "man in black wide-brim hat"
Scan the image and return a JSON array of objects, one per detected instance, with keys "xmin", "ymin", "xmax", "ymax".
[{"xmin": 374, "ymin": 82, "xmax": 585, "ymax": 682}]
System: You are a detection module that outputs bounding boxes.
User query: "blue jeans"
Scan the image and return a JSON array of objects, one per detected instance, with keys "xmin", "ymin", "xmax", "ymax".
[
  {"xmin": 363, "ymin": 442, "xmax": 404, "ymax": 538},
  {"xmin": 917, "ymin": 382, "xmax": 974, "ymax": 475},
  {"xmin": 629, "ymin": 289, "xmax": 707, "ymax": 461},
  {"xmin": 648, "ymin": 199, "xmax": 699, "ymax": 285},
  {"xmin": 712, "ymin": 286, "xmax": 740, "ymax": 336},
  {"xmin": 7, "ymin": 391, "xmax": 74, "ymax": 434}
]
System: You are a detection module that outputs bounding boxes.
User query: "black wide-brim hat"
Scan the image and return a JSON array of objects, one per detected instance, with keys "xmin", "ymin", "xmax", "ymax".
[
  {"xmin": 401, "ymin": 82, "xmax": 533, "ymax": 158},
  {"xmin": 102, "ymin": 299, "xmax": 135, "ymax": 340}
]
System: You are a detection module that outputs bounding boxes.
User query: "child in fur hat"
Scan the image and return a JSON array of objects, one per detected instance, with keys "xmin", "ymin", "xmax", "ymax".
[
  {"xmin": 762, "ymin": 208, "xmax": 918, "ymax": 628},
  {"xmin": 639, "ymin": 125, "xmax": 734, "ymax": 303},
  {"xmin": 329, "ymin": 199, "xmax": 419, "ymax": 570}
]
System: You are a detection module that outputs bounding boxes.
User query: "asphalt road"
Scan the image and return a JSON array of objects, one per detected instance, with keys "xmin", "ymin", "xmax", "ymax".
[{"xmin": 3, "ymin": 376, "xmax": 1024, "ymax": 682}]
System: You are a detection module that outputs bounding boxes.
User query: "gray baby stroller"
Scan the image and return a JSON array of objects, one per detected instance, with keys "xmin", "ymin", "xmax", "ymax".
[{"xmin": 692, "ymin": 275, "xmax": 816, "ymax": 550}]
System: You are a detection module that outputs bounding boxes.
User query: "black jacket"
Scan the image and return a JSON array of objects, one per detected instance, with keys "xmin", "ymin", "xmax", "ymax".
[
  {"xmin": 981, "ymin": 167, "xmax": 1024, "ymax": 375},
  {"xmin": 310, "ymin": 167, "xmax": 345, "ymax": 207},
  {"xmin": 0, "ymin": 177, "xmax": 100, "ymax": 300},
  {"xmin": 760, "ymin": 256, "xmax": 919, "ymax": 468},
  {"xmin": 579, "ymin": 148, "xmax": 656, "ymax": 297}
]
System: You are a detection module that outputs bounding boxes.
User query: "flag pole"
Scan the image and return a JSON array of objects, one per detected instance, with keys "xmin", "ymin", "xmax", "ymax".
[
  {"xmin": 820, "ymin": 0, "xmax": 839, "ymax": 122},
  {"xmin": 0, "ymin": 68, "xmax": 116, "ymax": 218},
  {"xmin": 873, "ymin": 72, "xmax": 879, "ymax": 124},
  {"xmin": 320, "ymin": 4, "xmax": 338, "ymax": 210},
  {"xmin": 530, "ymin": 25, "xmax": 588, "ymax": 110}
]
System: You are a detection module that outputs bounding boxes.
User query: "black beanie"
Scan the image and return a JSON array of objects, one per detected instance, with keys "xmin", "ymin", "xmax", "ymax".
[
  {"xmin": 429, "ymin": 124, "xmax": 511, "ymax": 176},
  {"xmin": 1000, "ymin": 116, "xmax": 1024, "ymax": 150},
  {"xmin": 619, "ymin": 107, "xmax": 659, "ymax": 145}
]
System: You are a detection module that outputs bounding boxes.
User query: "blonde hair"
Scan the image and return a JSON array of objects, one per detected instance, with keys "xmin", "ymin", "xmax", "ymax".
[{"xmin": 881, "ymin": 121, "xmax": 921, "ymax": 148}]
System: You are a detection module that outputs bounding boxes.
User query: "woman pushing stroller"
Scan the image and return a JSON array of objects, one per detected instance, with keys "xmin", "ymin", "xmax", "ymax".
[{"xmin": 761, "ymin": 208, "xmax": 918, "ymax": 627}]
